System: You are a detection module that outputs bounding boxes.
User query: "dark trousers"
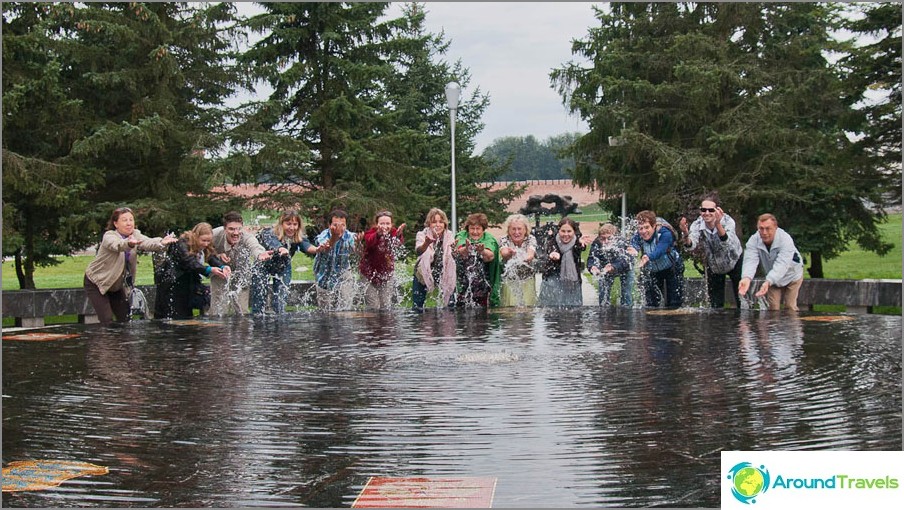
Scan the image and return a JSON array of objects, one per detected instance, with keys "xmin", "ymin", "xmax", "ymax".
[
  {"xmin": 411, "ymin": 276, "xmax": 453, "ymax": 311},
  {"xmin": 644, "ymin": 262, "xmax": 685, "ymax": 308},
  {"xmin": 706, "ymin": 257, "xmax": 743, "ymax": 309},
  {"xmin": 84, "ymin": 275, "xmax": 130, "ymax": 324}
]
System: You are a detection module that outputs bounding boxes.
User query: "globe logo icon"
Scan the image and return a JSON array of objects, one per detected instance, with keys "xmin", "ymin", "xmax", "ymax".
[{"xmin": 726, "ymin": 462, "xmax": 770, "ymax": 504}]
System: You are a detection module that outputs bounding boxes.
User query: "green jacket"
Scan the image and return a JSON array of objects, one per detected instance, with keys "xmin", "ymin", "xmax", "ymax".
[{"xmin": 454, "ymin": 230, "xmax": 502, "ymax": 307}]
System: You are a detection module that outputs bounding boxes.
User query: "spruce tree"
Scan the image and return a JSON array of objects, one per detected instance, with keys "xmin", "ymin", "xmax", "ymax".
[{"xmin": 552, "ymin": 2, "xmax": 893, "ymax": 275}]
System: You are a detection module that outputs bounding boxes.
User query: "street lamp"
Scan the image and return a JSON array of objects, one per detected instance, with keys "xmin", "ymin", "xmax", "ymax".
[
  {"xmin": 608, "ymin": 132, "xmax": 627, "ymax": 232},
  {"xmin": 445, "ymin": 81, "xmax": 461, "ymax": 230}
]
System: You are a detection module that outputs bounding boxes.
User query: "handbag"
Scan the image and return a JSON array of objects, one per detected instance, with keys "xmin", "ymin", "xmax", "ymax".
[{"xmin": 189, "ymin": 280, "xmax": 210, "ymax": 310}]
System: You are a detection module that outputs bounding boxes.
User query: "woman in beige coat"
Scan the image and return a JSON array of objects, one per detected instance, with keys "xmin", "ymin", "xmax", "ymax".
[{"xmin": 84, "ymin": 206, "xmax": 177, "ymax": 324}]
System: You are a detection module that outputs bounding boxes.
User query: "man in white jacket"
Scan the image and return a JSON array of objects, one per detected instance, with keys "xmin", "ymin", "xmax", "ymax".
[
  {"xmin": 738, "ymin": 213, "xmax": 804, "ymax": 310},
  {"xmin": 211, "ymin": 211, "xmax": 271, "ymax": 315}
]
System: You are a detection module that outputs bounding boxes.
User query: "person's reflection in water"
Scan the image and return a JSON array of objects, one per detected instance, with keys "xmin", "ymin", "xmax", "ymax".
[{"xmin": 736, "ymin": 311, "xmax": 805, "ymax": 436}]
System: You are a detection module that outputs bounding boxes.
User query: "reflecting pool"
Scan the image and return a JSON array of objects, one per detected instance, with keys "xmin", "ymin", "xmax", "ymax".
[{"xmin": 2, "ymin": 308, "xmax": 901, "ymax": 507}]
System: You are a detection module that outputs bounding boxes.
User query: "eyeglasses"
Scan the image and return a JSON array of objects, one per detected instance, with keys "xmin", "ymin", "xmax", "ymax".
[{"xmin": 699, "ymin": 207, "xmax": 716, "ymax": 213}]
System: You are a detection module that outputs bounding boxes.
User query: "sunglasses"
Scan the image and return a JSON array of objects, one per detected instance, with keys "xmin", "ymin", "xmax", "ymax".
[{"xmin": 699, "ymin": 207, "xmax": 717, "ymax": 213}]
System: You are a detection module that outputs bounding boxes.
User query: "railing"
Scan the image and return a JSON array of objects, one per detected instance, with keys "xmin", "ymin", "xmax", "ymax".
[{"xmin": 2, "ymin": 279, "xmax": 900, "ymax": 328}]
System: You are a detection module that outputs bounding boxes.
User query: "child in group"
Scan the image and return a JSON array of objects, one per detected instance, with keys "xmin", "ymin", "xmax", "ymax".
[
  {"xmin": 537, "ymin": 217, "xmax": 592, "ymax": 307},
  {"xmin": 498, "ymin": 213, "xmax": 538, "ymax": 307},
  {"xmin": 251, "ymin": 210, "xmax": 313, "ymax": 314},
  {"xmin": 628, "ymin": 210, "xmax": 685, "ymax": 308},
  {"xmin": 454, "ymin": 213, "xmax": 502, "ymax": 308},
  {"xmin": 84, "ymin": 206, "xmax": 178, "ymax": 324},
  {"xmin": 154, "ymin": 222, "xmax": 231, "ymax": 319},
  {"xmin": 359, "ymin": 210, "xmax": 406, "ymax": 310},
  {"xmin": 587, "ymin": 222, "xmax": 634, "ymax": 307},
  {"xmin": 412, "ymin": 208, "xmax": 457, "ymax": 311}
]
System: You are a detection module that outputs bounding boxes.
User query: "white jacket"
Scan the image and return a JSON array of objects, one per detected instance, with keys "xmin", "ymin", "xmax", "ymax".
[{"xmin": 741, "ymin": 227, "xmax": 804, "ymax": 287}]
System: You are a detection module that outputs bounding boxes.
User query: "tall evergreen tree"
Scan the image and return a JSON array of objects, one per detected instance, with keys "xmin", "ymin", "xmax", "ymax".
[
  {"xmin": 3, "ymin": 2, "xmax": 245, "ymax": 287},
  {"xmin": 839, "ymin": 2, "xmax": 901, "ymax": 206},
  {"xmin": 3, "ymin": 3, "xmax": 104, "ymax": 288},
  {"xmin": 552, "ymin": 2, "xmax": 892, "ymax": 276},
  {"xmin": 233, "ymin": 2, "xmax": 519, "ymax": 231}
]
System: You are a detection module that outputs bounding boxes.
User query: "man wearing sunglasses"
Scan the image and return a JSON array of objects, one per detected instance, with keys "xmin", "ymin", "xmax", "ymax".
[{"xmin": 678, "ymin": 197, "xmax": 743, "ymax": 308}]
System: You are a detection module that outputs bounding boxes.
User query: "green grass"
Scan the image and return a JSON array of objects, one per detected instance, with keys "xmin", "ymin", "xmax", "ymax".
[
  {"xmin": 817, "ymin": 213, "xmax": 903, "ymax": 280},
  {"xmin": 3, "ymin": 213, "xmax": 901, "ymax": 291},
  {"xmin": 2, "ymin": 252, "xmax": 316, "ymax": 291}
]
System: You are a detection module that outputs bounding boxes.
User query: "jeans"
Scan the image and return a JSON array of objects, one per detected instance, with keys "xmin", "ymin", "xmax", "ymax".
[
  {"xmin": 598, "ymin": 269, "xmax": 635, "ymax": 306},
  {"xmin": 644, "ymin": 262, "xmax": 685, "ymax": 308},
  {"xmin": 250, "ymin": 265, "xmax": 292, "ymax": 314},
  {"xmin": 620, "ymin": 269, "xmax": 635, "ymax": 306},
  {"xmin": 411, "ymin": 276, "xmax": 453, "ymax": 311}
]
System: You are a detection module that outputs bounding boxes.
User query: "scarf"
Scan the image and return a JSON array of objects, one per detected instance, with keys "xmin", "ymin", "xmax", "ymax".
[{"xmin": 556, "ymin": 235, "xmax": 578, "ymax": 282}]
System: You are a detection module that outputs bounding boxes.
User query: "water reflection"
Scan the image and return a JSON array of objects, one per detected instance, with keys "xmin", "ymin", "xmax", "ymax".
[{"xmin": 3, "ymin": 309, "xmax": 901, "ymax": 507}]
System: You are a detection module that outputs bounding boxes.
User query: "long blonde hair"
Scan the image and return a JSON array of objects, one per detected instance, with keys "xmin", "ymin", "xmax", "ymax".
[
  {"xmin": 181, "ymin": 222, "xmax": 215, "ymax": 258},
  {"xmin": 273, "ymin": 210, "xmax": 303, "ymax": 243}
]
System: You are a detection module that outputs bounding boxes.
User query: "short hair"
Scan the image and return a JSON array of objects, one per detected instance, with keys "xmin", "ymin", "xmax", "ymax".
[
  {"xmin": 222, "ymin": 211, "xmax": 244, "ymax": 225},
  {"xmin": 274, "ymin": 210, "xmax": 303, "ymax": 243},
  {"xmin": 757, "ymin": 213, "xmax": 778, "ymax": 225},
  {"xmin": 598, "ymin": 222, "xmax": 618, "ymax": 236},
  {"xmin": 700, "ymin": 191, "xmax": 721, "ymax": 208},
  {"xmin": 635, "ymin": 210, "xmax": 657, "ymax": 228},
  {"xmin": 373, "ymin": 209, "xmax": 393, "ymax": 225},
  {"xmin": 423, "ymin": 208, "xmax": 449, "ymax": 228},
  {"xmin": 106, "ymin": 206, "xmax": 133, "ymax": 230},
  {"xmin": 328, "ymin": 209, "xmax": 348, "ymax": 222},
  {"xmin": 463, "ymin": 212, "xmax": 489, "ymax": 230},
  {"xmin": 502, "ymin": 213, "xmax": 530, "ymax": 235}
]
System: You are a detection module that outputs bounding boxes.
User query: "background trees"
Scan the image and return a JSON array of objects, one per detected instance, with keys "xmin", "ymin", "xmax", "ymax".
[
  {"xmin": 230, "ymin": 1, "xmax": 518, "ymax": 234},
  {"xmin": 2, "ymin": 2, "xmax": 245, "ymax": 288},
  {"xmin": 552, "ymin": 2, "xmax": 900, "ymax": 277},
  {"xmin": 3, "ymin": 2, "xmax": 899, "ymax": 288},
  {"xmin": 481, "ymin": 133, "xmax": 580, "ymax": 181}
]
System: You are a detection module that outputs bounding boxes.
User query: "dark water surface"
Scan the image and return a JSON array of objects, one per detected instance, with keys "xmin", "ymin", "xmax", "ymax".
[{"xmin": 2, "ymin": 309, "xmax": 901, "ymax": 507}]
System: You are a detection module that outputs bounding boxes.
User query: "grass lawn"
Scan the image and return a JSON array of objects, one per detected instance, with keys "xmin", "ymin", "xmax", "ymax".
[
  {"xmin": 817, "ymin": 213, "xmax": 903, "ymax": 280},
  {"xmin": 2, "ymin": 253, "xmax": 316, "ymax": 291}
]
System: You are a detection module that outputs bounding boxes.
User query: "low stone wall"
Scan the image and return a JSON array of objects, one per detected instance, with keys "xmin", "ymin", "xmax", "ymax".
[
  {"xmin": 3, "ymin": 282, "xmax": 316, "ymax": 328},
  {"xmin": 684, "ymin": 278, "xmax": 901, "ymax": 313},
  {"xmin": 2, "ymin": 279, "xmax": 900, "ymax": 327}
]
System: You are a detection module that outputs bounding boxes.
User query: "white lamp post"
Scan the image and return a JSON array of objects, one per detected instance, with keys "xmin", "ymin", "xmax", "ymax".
[
  {"xmin": 445, "ymin": 81, "xmax": 461, "ymax": 230},
  {"xmin": 608, "ymin": 132, "xmax": 627, "ymax": 231}
]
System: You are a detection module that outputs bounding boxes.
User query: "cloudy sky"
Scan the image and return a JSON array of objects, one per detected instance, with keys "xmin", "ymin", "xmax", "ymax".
[
  {"xmin": 391, "ymin": 2, "xmax": 602, "ymax": 152},
  {"xmin": 235, "ymin": 2, "xmax": 602, "ymax": 154}
]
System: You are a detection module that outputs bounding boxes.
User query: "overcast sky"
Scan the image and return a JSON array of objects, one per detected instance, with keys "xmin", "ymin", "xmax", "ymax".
[
  {"xmin": 234, "ymin": 2, "xmax": 601, "ymax": 154},
  {"xmin": 389, "ymin": 2, "xmax": 601, "ymax": 152}
]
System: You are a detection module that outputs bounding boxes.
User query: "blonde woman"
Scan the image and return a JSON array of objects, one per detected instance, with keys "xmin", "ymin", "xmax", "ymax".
[
  {"xmin": 154, "ymin": 222, "xmax": 231, "ymax": 319},
  {"xmin": 251, "ymin": 210, "xmax": 314, "ymax": 314},
  {"xmin": 498, "ymin": 213, "xmax": 538, "ymax": 306}
]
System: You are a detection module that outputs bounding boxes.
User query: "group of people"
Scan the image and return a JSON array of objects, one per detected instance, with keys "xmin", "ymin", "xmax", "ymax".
[{"xmin": 83, "ymin": 194, "xmax": 805, "ymax": 324}]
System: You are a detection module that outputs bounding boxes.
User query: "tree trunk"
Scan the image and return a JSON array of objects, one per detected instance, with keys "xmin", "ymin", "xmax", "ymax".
[
  {"xmin": 22, "ymin": 207, "xmax": 37, "ymax": 289},
  {"xmin": 14, "ymin": 250, "xmax": 35, "ymax": 289},
  {"xmin": 808, "ymin": 251, "xmax": 824, "ymax": 279}
]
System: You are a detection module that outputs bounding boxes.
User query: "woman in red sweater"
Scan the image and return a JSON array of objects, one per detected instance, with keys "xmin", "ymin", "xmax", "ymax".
[{"xmin": 358, "ymin": 210, "xmax": 406, "ymax": 310}]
